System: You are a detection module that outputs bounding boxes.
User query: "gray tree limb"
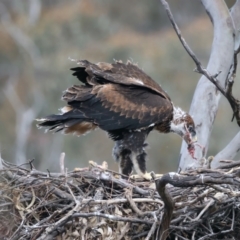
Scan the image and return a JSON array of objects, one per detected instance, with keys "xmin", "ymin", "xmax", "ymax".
[
  {"xmin": 179, "ymin": 0, "xmax": 235, "ymax": 170},
  {"xmin": 209, "ymin": 0, "xmax": 240, "ymax": 168},
  {"xmin": 212, "ymin": 131, "xmax": 240, "ymax": 168},
  {"xmin": 231, "ymin": 0, "xmax": 240, "ymax": 52}
]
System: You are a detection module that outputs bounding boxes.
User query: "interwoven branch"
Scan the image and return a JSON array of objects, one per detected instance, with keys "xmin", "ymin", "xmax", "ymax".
[
  {"xmin": 155, "ymin": 161, "xmax": 240, "ymax": 240},
  {"xmin": 1, "ymin": 159, "xmax": 240, "ymax": 239}
]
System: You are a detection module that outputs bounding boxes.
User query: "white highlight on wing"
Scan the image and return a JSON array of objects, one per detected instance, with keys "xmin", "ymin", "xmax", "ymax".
[
  {"xmin": 132, "ymin": 78, "xmax": 144, "ymax": 85},
  {"xmin": 36, "ymin": 118, "xmax": 47, "ymax": 121},
  {"xmin": 60, "ymin": 106, "xmax": 72, "ymax": 114}
]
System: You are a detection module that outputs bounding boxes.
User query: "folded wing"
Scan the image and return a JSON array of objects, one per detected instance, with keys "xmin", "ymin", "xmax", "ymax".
[{"xmin": 38, "ymin": 60, "xmax": 173, "ymax": 139}]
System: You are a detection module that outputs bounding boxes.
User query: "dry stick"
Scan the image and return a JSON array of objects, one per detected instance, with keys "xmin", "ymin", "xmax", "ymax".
[
  {"xmin": 197, "ymin": 207, "xmax": 235, "ymax": 240},
  {"xmin": 117, "ymin": 222, "xmax": 130, "ymax": 240},
  {"xmin": 3, "ymin": 162, "xmax": 151, "ymax": 196},
  {"xmin": 34, "ymin": 202, "xmax": 75, "ymax": 227},
  {"xmin": 209, "ymin": 184, "xmax": 240, "ymax": 197},
  {"xmin": 192, "ymin": 199, "xmax": 214, "ymax": 221},
  {"xmin": 37, "ymin": 200, "xmax": 82, "ymax": 240},
  {"xmin": 155, "ymin": 170, "xmax": 240, "ymax": 240},
  {"xmin": 49, "ymin": 186, "xmax": 73, "ymax": 201},
  {"xmin": 44, "ymin": 167, "xmax": 151, "ymax": 196},
  {"xmin": 219, "ymin": 159, "xmax": 235, "ymax": 163},
  {"xmin": 81, "ymin": 198, "xmax": 163, "ymax": 205},
  {"xmin": 176, "ymin": 234, "xmax": 189, "ymax": 240},
  {"xmin": 71, "ymin": 212, "xmax": 154, "ymax": 225},
  {"xmin": 59, "ymin": 152, "xmax": 65, "ymax": 174},
  {"xmin": 4, "ymin": 160, "xmax": 239, "ymax": 239},
  {"xmin": 218, "ymin": 159, "xmax": 240, "ymax": 169},
  {"xmin": 175, "ymin": 188, "xmax": 214, "ymax": 207},
  {"xmin": 0, "ymin": 153, "xmax": 3, "ymax": 170},
  {"xmin": 160, "ymin": 0, "xmax": 240, "ymax": 126},
  {"xmin": 145, "ymin": 212, "xmax": 158, "ymax": 240},
  {"xmin": 159, "ymin": 172, "xmax": 240, "ymax": 187},
  {"xmin": 192, "ymin": 231, "xmax": 196, "ymax": 240},
  {"xmin": 9, "ymin": 218, "xmax": 25, "ymax": 240},
  {"xmin": 155, "ymin": 176, "xmax": 174, "ymax": 240},
  {"xmin": 7, "ymin": 163, "xmax": 158, "ymax": 239},
  {"xmin": 125, "ymin": 189, "xmax": 155, "ymax": 216},
  {"xmin": 65, "ymin": 182, "xmax": 77, "ymax": 203}
]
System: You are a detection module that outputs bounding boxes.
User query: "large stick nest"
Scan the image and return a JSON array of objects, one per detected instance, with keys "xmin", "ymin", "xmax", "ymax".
[{"xmin": 1, "ymin": 158, "xmax": 240, "ymax": 240}]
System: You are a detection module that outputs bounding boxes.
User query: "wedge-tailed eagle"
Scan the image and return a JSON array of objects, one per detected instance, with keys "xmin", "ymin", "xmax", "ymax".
[{"xmin": 37, "ymin": 60, "xmax": 197, "ymax": 180}]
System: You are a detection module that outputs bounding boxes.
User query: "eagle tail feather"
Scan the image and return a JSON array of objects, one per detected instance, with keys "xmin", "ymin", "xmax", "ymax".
[{"xmin": 36, "ymin": 111, "xmax": 96, "ymax": 135}]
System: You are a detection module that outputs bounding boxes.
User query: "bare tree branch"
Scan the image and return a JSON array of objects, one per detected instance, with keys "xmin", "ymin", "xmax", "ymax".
[
  {"xmin": 155, "ymin": 168, "xmax": 240, "ymax": 240},
  {"xmin": 163, "ymin": 0, "xmax": 236, "ymax": 169},
  {"xmin": 0, "ymin": 2, "xmax": 46, "ymax": 165},
  {"xmin": 159, "ymin": 0, "xmax": 202, "ymax": 68},
  {"xmin": 155, "ymin": 174, "xmax": 174, "ymax": 240},
  {"xmin": 3, "ymin": 78, "xmax": 42, "ymax": 165},
  {"xmin": 212, "ymin": 131, "xmax": 240, "ymax": 168},
  {"xmin": 160, "ymin": 0, "xmax": 240, "ymax": 130},
  {"xmin": 231, "ymin": 0, "xmax": 240, "ymax": 52},
  {"xmin": 59, "ymin": 152, "xmax": 65, "ymax": 174},
  {"xmin": 28, "ymin": 0, "xmax": 41, "ymax": 26},
  {"xmin": 210, "ymin": 1, "xmax": 240, "ymax": 167},
  {"xmin": 160, "ymin": 0, "xmax": 240, "ymax": 170},
  {"xmin": 0, "ymin": 152, "xmax": 3, "ymax": 170},
  {"xmin": 0, "ymin": 2, "xmax": 40, "ymax": 66}
]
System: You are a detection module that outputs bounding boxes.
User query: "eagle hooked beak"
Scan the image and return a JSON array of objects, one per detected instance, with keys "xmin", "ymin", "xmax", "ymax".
[
  {"xmin": 183, "ymin": 123, "xmax": 197, "ymax": 145},
  {"xmin": 191, "ymin": 134, "xmax": 197, "ymax": 143},
  {"xmin": 183, "ymin": 133, "xmax": 197, "ymax": 146}
]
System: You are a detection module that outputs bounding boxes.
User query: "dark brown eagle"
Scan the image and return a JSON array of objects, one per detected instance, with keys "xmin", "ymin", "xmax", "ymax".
[{"xmin": 37, "ymin": 60, "xmax": 197, "ymax": 180}]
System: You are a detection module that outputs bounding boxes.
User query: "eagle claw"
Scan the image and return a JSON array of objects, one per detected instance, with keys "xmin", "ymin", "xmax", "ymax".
[{"xmin": 130, "ymin": 173, "xmax": 152, "ymax": 181}]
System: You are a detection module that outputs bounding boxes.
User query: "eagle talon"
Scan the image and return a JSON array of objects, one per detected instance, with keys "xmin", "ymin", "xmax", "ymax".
[{"xmin": 130, "ymin": 172, "xmax": 153, "ymax": 181}]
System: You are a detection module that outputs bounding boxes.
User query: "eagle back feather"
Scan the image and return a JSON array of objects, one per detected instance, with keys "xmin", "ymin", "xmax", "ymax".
[
  {"xmin": 71, "ymin": 60, "xmax": 171, "ymax": 101},
  {"xmin": 38, "ymin": 60, "xmax": 174, "ymax": 137}
]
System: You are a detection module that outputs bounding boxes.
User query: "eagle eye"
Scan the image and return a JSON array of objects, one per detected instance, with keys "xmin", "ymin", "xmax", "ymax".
[{"xmin": 188, "ymin": 125, "xmax": 194, "ymax": 132}]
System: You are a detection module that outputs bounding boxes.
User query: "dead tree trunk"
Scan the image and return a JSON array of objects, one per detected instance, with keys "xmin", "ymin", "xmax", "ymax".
[{"xmin": 162, "ymin": 0, "xmax": 240, "ymax": 170}]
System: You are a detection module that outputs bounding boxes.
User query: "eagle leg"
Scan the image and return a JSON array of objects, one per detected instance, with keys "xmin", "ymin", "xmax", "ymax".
[
  {"xmin": 119, "ymin": 149, "xmax": 134, "ymax": 178},
  {"xmin": 112, "ymin": 130, "xmax": 152, "ymax": 180},
  {"xmin": 115, "ymin": 147, "xmax": 152, "ymax": 180},
  {"xmin": 131, "ymin": 151, "xmax": 153, "ymax": 181},
  {"xmin": 112, "ymin": 147, "xmax": 134, "ymax": 178}
]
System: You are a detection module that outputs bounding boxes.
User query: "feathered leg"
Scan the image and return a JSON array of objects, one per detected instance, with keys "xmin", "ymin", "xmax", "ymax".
[
  {"xmin": 119, "ymin": 149, "xmax": 134, "ymax": 177},
  {"xmin": 131, "ymin": 150, "xmax": 152, "ymax": 180},
  {"xmin": 112, "ymin": 132, "xmax": 152, "ymax": 180},
  {"xmin": 113, "ymin": 143, "xmax": 133, "ymax": 178}
]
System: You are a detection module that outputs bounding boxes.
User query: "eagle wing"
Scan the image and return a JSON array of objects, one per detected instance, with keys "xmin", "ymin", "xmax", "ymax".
[
  {"xmin": 71, "ymin": 60, "xmax": 171, "ymax": 101},
  {"xmin": 38, "ymin": 60, "xmax": 173, "ymax": 138},
  {"xmin": 62, "ymin": 83, "xmax": 173, "ymax": 135}
]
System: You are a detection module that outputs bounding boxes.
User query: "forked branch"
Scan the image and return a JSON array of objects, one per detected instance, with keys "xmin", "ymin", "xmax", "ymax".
[{"xmin": 160, "ymin": 0, "xmax": 240, "ymax": 126}]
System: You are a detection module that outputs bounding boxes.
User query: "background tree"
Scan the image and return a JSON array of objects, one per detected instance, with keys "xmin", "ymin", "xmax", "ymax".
[{"xmin": 176, "ymin": 0, "xmax": 240, "ymax": 170}]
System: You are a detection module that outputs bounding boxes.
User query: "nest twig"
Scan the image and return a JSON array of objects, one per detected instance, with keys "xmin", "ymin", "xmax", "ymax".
[{"xmin": 1, "ymin": 158, "xmax": 240, "ymax": 239}]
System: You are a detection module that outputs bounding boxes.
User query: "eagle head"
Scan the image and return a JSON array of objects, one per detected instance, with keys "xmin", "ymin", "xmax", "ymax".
[{"xmin": 170, "ymin": 107, "xmax": 197, "ymax": 157}]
